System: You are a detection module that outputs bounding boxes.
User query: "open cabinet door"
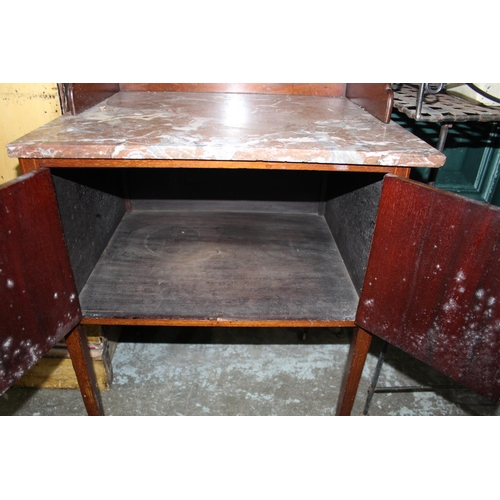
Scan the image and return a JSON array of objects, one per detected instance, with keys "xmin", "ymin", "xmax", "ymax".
[
  {"xmin": 0, "ymin": 169, "xmax": 103, "ymax": 414},
  {"xmin": 357, "ymin": 174, "xmax": 500, "ymax": 403}
]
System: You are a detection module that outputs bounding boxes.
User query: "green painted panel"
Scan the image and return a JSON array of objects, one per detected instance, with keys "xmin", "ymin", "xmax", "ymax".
[{"xmin": 393, "ymin": 111, "xmax": 500, "ymax": 205}]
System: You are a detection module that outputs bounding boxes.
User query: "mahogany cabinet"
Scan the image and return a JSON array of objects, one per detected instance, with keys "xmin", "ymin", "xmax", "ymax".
[
  {"xmin": 356, "ymin": 175, "xmax": 500, "ymax": 406},
  {"xmin": 2, "ymin": 83, "xmax": 469, "ymax": 415}
]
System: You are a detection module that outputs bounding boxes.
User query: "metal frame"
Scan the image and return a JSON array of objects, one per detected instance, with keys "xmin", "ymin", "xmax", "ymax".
[
  {"xmin": 362, "ymin": 341, "xmax": 466, "ymax": 416},
  {"xmin": 392, "ymin": 83, "xmax": 500, "ymax": 152}
]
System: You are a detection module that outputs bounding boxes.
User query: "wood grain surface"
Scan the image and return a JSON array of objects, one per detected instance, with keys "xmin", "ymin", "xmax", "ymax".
[
  {"xmin": 79, "ymin": 211, "xmax": 359, "ymax": 325},
  {"xmin": 357, "ymin": 175, "xmax": 500, "ymax": 402},
  {"xmin": 0, "ymin": 169, "xmax": 81, "ymax": 394}
]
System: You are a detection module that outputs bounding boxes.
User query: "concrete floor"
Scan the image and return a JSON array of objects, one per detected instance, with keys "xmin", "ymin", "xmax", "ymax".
[{"xmin": 1, "ymin": 327, "xmax": 499, "ymax": 416}]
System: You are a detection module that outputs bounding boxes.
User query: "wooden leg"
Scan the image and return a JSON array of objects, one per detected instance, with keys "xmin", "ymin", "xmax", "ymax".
[
  {"xmin": 65, "ymin": 325, "xmax": 105, "ymax": 416},
  {"xmin": 336, "ymin": 327, "xmax": 372, "ymax": 416}
]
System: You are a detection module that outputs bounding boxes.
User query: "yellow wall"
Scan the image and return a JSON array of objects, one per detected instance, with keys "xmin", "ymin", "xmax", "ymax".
[{"xmin": 0, "ymin": 83, "xmax": 61, "ymax": 183}]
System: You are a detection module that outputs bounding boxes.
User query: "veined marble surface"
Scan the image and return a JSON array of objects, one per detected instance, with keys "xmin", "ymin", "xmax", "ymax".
[{"xmin": 7, "ymin": 91, "xmax": 445, "ymax": 167}]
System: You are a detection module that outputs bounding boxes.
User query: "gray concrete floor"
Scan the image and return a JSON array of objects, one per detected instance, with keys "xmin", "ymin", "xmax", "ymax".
[{"xmin": 1, "ymin": 327, "xmax": 499, "ymax": 416}]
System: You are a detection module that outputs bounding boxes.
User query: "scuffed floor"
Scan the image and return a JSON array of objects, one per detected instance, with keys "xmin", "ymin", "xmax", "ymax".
[{"xmin": 1, "ymin": 327, "xmax": 499, "ymax": 416}]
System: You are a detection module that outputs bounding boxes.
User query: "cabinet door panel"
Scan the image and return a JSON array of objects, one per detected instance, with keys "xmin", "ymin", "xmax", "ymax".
[
  {"xmin": 0, "ymin": 169, "xmax": 81, "ymax": 394},
  {"xmin": 357, "ymin": 175, "xmax": 500, "ymax": 402}
]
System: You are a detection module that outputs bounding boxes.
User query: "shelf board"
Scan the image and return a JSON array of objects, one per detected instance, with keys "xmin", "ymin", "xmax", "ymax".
[{"xmin": 79, "ymin": 210, "xmax": 359, "ymax": 326}]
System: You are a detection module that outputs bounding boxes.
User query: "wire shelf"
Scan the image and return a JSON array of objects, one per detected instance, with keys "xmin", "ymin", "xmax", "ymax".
[{"xmin": 393, "ymin": 84, "xmax": 500, "ymax": 123}]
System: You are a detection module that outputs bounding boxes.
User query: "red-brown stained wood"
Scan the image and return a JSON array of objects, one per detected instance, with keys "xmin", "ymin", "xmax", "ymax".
[
  {"xmin": 65, "ymin": 326, "xmax": 104, "ymax": 415},
  {"xmin": 0, "ymin": 169, "xmax": 81, "ymax": 394},
  {"xmin": 68, "ymin": 83, "xmax": 120, "ymax": 114},
  {"xmin": 19, "ymin": 157, "xmax": 39, "ymax": 174},
  {"xmin": 119, "ymin": 83, "xmax": 347, "ymax": 97},
  {"xmin": 346, "ymin": 83, "xmax": 394, "ymax": 123},
  {"xmin": 336, "ymin": 327, "xmax": 373, "ymax": 415},
  {"xmin": 357, "ymin": 175, "xmax": 500, "ymax": 402},
  {"xmin": 37, "ymin": 158, "xmax": 410, "ymax": 174},
  {"xmin": 80, "ymin": 318, "xmax": 357, "ymax": 328}
]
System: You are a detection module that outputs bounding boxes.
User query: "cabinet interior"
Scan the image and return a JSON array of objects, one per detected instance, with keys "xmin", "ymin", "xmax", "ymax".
[{"xmin": 51, "ymin": 167, "xmax": 384, "ymax": 326}]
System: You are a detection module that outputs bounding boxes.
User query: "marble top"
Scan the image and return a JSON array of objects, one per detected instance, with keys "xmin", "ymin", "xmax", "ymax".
[{"xmin": 7, "ymin": 91, "xmax": 446, "ymax": 167}]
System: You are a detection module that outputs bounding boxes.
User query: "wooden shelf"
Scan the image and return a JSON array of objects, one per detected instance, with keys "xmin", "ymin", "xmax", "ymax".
[{"xmin": 79, "ymin": 210, "xmax": 359, "ymax": 326}]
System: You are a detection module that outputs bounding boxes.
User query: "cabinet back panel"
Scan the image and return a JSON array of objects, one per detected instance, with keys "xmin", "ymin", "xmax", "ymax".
[{"xmin": 127, "ymin": 169, "xmax": 324, "ymax": 214}]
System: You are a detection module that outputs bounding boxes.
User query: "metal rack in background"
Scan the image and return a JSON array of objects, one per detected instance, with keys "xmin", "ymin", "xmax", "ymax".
[{"xmin": 392, "ymin": 83, "xmax": 500, "ymax": 151}]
